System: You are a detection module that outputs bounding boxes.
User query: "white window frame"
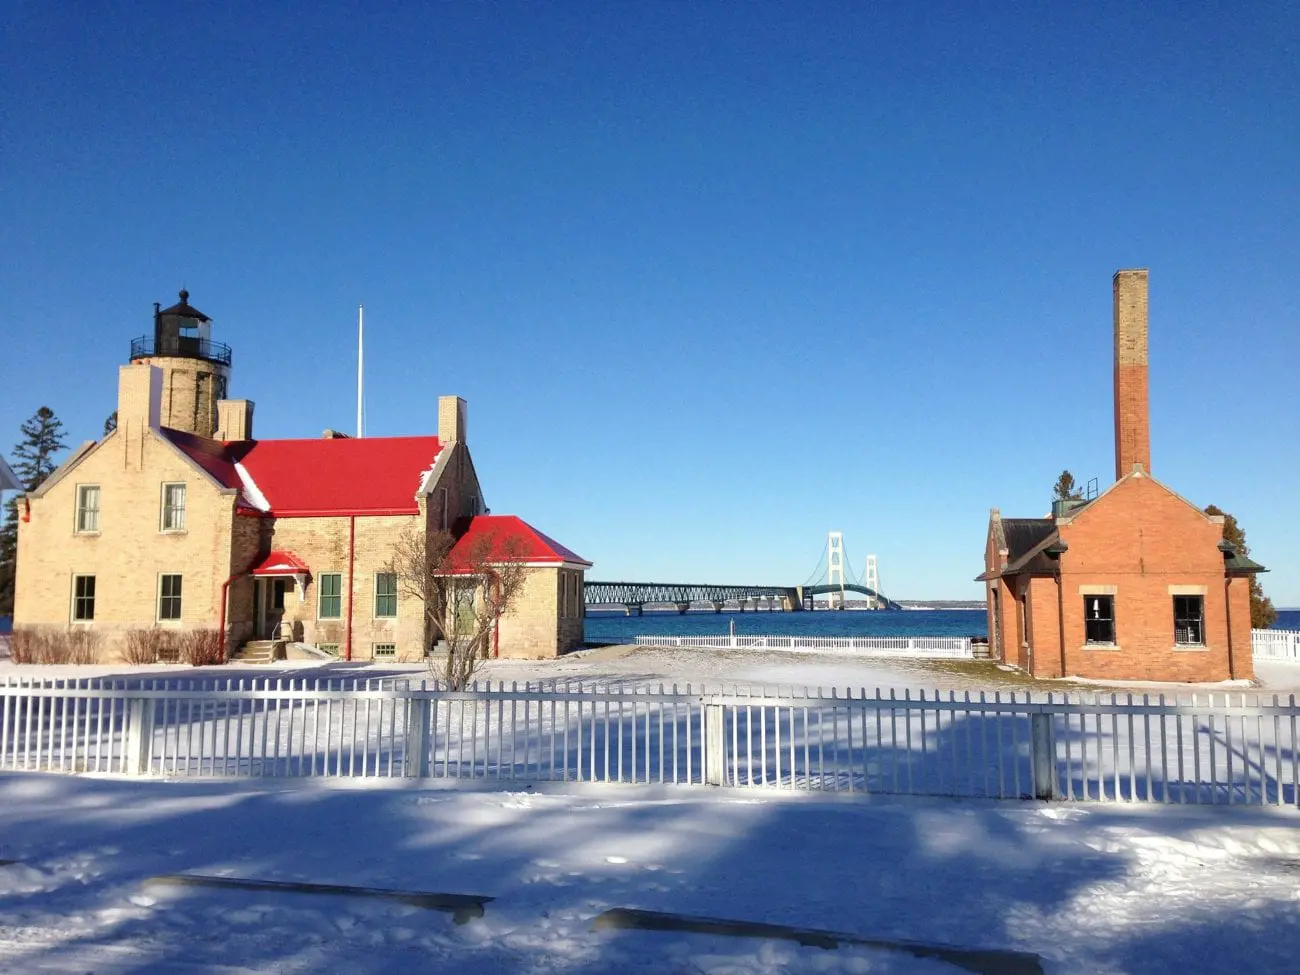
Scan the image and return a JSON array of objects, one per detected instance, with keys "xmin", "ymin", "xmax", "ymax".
[
  {"xmin": 71, "ymin": 574, "xmax": 96, "ymax": 623},
  {"xmin": 317, "ymin": 572, "xmax": 343, "ymax": 620},
  {"xmin": 160, "ymin": 482, "xmax": 187, "ymax": 532},
  {"xmin": 374, "ymin": 572, "xmax": 398, "ymax": 619},
  {"xmin": 157, "ymin": 573, "xmax": 183, "ymax": 622},
  {"xmin": 75, "ymin": 484, "xmax": 101, "ymax": 534},
  {"xmin": 373, "ymin": 643, "xmax": 397, "ymax": 658}
]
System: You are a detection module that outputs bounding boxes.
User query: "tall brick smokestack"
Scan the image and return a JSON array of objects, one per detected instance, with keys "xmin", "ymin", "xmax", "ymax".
[{"xmin": 1113, "ymin": 268, "xmax": 1150, "ymax": 480}]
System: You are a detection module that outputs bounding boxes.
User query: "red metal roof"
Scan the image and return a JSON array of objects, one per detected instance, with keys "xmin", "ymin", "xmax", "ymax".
[
  {"xmin": 446, "ymin": 515, "xmax": 591, "ymax": 572},
  {"xmin": 250, "ymin": 550, "xmax": 311, "ymax": 577},
  {"xmin": 164, "ymin": 429, "xmax": 442, "ymax": 517}
]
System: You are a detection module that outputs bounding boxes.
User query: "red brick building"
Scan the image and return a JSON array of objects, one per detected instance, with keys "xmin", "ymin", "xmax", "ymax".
[{"xmin": 978, "ymin": 270, "xmax": 1264, "ymax": 682}]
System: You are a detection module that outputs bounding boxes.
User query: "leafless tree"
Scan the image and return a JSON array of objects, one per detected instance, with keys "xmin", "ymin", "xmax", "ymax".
[{"xmin": 386, "ymin": 525, "xmax": 528, "ymax": 689}]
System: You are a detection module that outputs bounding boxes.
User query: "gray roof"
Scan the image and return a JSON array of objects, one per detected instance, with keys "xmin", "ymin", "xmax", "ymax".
[
  {"xmin": 1002, "ymin": 518, "xmax": 1055, "ymax": 563},
  {"xmin": 0, "ymin": 455, "xmax": 19, "ymax": 492}
]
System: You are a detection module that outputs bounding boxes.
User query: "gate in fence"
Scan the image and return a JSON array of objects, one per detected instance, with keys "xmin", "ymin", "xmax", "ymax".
[{"xmin": 1, "ymin": 678, "xmax": 1297, "ymax": 806}]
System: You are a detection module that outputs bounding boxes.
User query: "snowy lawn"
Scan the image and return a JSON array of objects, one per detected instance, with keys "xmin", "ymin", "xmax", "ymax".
[
  {"xmin": 0, "ymin": 774, "xmax": 1297, "ymax": 974},
  {"xmin": 5, "ymin": 646, "xmax": 1300, "ymax": 695}
]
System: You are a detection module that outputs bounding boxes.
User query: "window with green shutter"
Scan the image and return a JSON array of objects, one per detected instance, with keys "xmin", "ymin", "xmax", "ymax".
[
  {"xmin": 318, "ymin": 573, "xmax": 342, "ymax": 619},
  {"xmin": 375, "ymin": 573, "xmax": 397, "ymax": 618}
]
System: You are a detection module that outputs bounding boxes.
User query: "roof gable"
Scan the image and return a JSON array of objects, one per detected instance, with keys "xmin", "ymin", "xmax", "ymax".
[
  {"xmin": 446, "ymin": 515, "xmax": 591, "ymax": 572},
  {"xmin": 1058, "ymin": 470, "xmax": 1219, "ymax": 529}
]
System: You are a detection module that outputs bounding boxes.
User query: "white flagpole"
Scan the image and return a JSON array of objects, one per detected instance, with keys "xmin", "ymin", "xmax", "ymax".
[{"xmin": 356, "ymin": 303, "xmax": 364, "ymax": 438}]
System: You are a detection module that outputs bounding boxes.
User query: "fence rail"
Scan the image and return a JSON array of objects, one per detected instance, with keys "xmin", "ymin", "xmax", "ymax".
[
  {"xmin": 1253, "ymin": 628, "xmax": 1300, "ymax": 664},
  {"xmin": 636, "ymin": 634, "xmax": 974, "ymax": 658},
  {"xmin": 2, "ymin": 677, "xmax": 1296, "ymax": 806}
]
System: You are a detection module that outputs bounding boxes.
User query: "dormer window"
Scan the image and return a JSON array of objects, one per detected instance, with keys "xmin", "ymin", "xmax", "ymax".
[{"xmin": 75, "ymin": 485, "xmax": 100, "ymax": 533}]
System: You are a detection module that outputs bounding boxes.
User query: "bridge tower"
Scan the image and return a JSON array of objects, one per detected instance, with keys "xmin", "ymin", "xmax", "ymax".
[
  {"xmin": 864, "ymin": 554, "xmax": 881, "ymax": 610},
  {"xmin": 827, "ymin": 531, "xmax": 846, "ymax": 610}
]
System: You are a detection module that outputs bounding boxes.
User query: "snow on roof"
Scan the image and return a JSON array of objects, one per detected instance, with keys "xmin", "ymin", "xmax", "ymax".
[
  {"xmin": 446, "ymin": 515, "xmax": 591, "ymax": 572},
  {"xmin": 164, "ymin": 429, "xmax": 442, "ymax": 517}
]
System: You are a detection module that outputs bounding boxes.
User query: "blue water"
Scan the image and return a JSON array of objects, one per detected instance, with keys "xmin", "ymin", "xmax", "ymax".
[
  {"xmin": 586, "ymin": 606, "xmax": 1300, "ymax": 645},
  {"xmin": 585, "ymin": 609, "xmax": 988, "ymax": 644}
]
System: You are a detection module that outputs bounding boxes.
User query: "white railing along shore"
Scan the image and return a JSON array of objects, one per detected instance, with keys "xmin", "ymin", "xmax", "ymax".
[
  {"xmin": 1253, "ymin": 628, "xmax": 1300, "ymax": 664},
  {"xmin": 635, "ymin": 634, "xmax": 975, "ymax": 658},
  {"xmin": 1, "ymin": 676, "xmax": 1296, "ymax": 806}
]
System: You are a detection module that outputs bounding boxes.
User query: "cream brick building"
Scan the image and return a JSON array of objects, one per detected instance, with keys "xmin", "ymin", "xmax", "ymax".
[{"xmin": 13, "ymin": 291, "xmax": 591, "ymax": 662}]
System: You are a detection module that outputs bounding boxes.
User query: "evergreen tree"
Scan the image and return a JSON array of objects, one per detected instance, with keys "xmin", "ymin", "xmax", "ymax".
[
  {"xmin": 104, "ymin": 411, "xmax": 117, "ymax": 436},
  {"xmin": 1204, "ymin": 504, "xmax": 1277, "ymax": 629},
  {"xmin": 1052, "ymin": 470, "xmax": 1083, "ymax": 501},
  {"xmin": 0, "ymin": 407, "xmax": 69, "ymax": 615}
]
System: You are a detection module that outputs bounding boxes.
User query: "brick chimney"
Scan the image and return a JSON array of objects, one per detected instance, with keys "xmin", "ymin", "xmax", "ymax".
[
  {"xmin": 438, "ymin": 395, "xmax": 466, "ymax": 444},
  {"xmin": 215, "ymin": 399, "xmax": 254, "ymax": 442},
  {"xmin": 1113, "ymin": 269, "xmax": 1150, "ymax": 480}
]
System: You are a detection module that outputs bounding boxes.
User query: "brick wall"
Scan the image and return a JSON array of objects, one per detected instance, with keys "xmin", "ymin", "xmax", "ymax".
[
  {"xmin": 14, "ymin": 426, "xmax": 240, "ymax": 659},
  {"xmin": 1026, "ymin": 475, "xmax": 1251, "ymax": 682},
  {"xmin": 138, "ymin": 356, "xmax": 229, "ymax": 439},
  {"xmin": 495, "ymin": 566, "xmax": 586, "ymax": 659}
]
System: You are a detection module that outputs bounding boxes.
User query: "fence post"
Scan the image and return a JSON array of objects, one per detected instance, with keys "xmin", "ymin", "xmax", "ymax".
[
  {"xmin": 704, "ymin": 702, "xmax": 725, "ymax": 786},
  {"xmin": 1030, "ymin": 711, "xmax": 1056, "ymax": 800},
  {"xmin": 126, "ymin": 697, "xmax": 154, "ymax": 776},
  {"xmin": 404, "ymin": 696, "xmax": 431, "ymax": 779}
]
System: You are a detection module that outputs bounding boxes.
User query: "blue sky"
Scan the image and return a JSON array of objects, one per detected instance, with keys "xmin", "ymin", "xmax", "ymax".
[{"xmin": 2, "ymin": 2, "xmax": 1297, "ymax": 603}]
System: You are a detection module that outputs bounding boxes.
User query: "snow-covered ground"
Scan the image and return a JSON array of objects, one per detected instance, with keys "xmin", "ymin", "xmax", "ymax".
[
  {"xmin": 0, "ymin": 775, "xmax": 1297, "ymax": 973},
  {"xmin": 4, "ymin": 645, "xmax": 1299, "ymax": 695}
]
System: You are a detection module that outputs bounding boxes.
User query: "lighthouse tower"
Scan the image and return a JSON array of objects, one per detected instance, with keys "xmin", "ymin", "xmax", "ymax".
[{"xmin": 128, "ymin": 290, "xmax": 232, "ymax": 438}]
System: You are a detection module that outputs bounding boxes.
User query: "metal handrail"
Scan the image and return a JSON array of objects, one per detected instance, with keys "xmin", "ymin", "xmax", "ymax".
[{"xmin": 129, "ymin": 335, "xmax": 232, "ymax": 366}]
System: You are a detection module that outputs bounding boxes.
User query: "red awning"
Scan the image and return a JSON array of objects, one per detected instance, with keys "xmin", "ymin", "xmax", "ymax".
[{"xmin": 250, "ymin": 551, "xmax": 311, "ymax": 577}]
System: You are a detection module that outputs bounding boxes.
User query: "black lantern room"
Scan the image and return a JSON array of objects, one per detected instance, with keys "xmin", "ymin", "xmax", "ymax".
[{"xmin": 129, "ymin": 290, "xmax": 232, "ymax": 367}]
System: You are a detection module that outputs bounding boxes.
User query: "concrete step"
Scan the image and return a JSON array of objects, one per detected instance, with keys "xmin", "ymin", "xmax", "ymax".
[{"xmin": 231, "ymin": 640, "xmax": 282, "ymax": 663}]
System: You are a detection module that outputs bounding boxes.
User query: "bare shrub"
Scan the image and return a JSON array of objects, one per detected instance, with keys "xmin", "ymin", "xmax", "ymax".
[
  {"xmin": 386, "ymin": 525, "xmax": 527, "ymax": 690},
  {"xmin": 9, "ymin": 627, "xmax": 49, "ymax": 664},
  {"xmin": 65, "ymin": 628, "xmax": 101, "ymax": 665},
  {"xmin": 36, "ymin": 631, "xmax": 70, "ymax": 665},
  {"xmin": 120, "ymin": 629, "xmax": 168, "ymax": 665},
  {"xmin": 11, "ymin": 626, "xmax": 100, "ymax": 665},
  {"xmin": 181, "ymin": 629, "xmax": 226, "ymax": 667}
]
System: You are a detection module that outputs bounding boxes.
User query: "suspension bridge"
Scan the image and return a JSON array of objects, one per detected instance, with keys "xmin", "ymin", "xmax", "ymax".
[{"xmin": 584, "ymin": 532, "xmax": 901, "ymax": 615}]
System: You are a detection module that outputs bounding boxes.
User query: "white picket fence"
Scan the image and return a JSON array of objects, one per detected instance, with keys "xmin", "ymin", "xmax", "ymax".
[
  {"xmin": 1253, "ymin": 628, "xmax": 1300, "ymax": 664},
  {"xmin": 1, "ymin": 677, "xmax": 1296, "ymax": 806},
  {"xmin": 636, "ymin": 634, "xmax": 974, "ymax": 658}
]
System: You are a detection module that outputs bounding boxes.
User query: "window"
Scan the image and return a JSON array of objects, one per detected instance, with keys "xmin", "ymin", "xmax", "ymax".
[
  {"xmin": 318, "ymin": 643, "xmax": 340, "ymax": 656},
  {"xmin": 72, "ymin": 575, "xmax": 96, "ymax": 622},
  {"xmin": 374, "ymin": 572, "xmax": 397, "ymax": 618},
  {"xmin": 75, "ymin": 485, "xmax": 100, "ymax": 533},
  {"xmin": 318, "ymin": 572, "xmax": 342, "ymax": 619},
  {"xmin": 161, "ymin": 483, "xmax": 186, "ymax": 531},
  {"xmin": 560, "ymin": 572, "xmax": 568, "ymax": 619},
  {"xmin": 373, "ymin": 643, "xmax": 396, "ymax": 658},
  {"xmin": 1173, "ymin": 595, "xmax": 1204, "ymax": 645},
  {"xmin": 1084, "ymin": 595, "xmax": 1115, "ymax": 645},
  {"xmin": 158, "ymin": 574, "xmax": 182, "ymax": 621},
  {"xmin": 452, "ymin": 581, "xmax": 476, "ymax": 635}
]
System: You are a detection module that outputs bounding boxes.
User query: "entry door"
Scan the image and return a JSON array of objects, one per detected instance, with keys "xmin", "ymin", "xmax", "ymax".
[{"xmin": 256, "ymin": 578, "xmax": 289, "ymax": 639}]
